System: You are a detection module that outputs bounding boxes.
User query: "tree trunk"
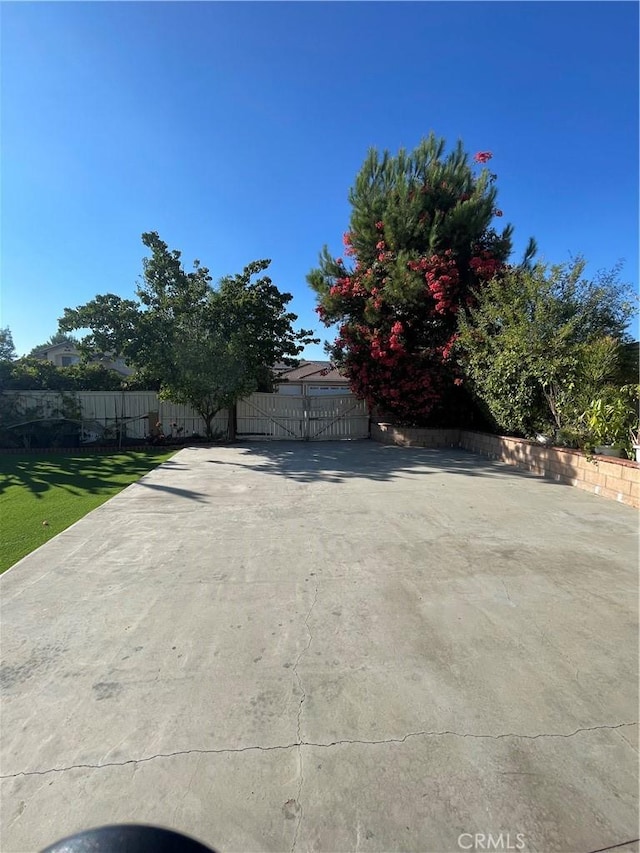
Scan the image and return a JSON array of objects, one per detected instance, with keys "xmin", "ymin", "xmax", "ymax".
[
  {"xmin": 203, "ymin": 411, "xmax": 216, "ymax": 440},
  {"xmin": 228, "ymin": 403, "xmax": 237, "ymax": 442}
]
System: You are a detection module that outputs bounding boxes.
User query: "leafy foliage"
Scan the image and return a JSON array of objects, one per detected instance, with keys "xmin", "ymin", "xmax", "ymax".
[
  {"xmin": 456, "ymin": 259, "xmax": 637, "ymax": 436},
  {"xmin": 60, "ymin": 232, "xmax": 317, "ymax": 436},
  {"xmin": 0, "ymin": 359, "xmax": 136, "ymax": 391},
  {"xmin": 581, "ymin": 389, "xmax": 637, "ymax": 450},
  {"xmin": 308, "ymin": 134, "xmax": 536, "ymax": 425},
  {"xmin": 0, "ymin": 327, "xmax": 17, "ymax": 362}
]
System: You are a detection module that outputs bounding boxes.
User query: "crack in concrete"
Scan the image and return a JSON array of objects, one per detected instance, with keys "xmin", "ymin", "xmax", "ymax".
[
  {"xmin": 586, "ymin": 839, "xmax": 640, "ymax": 853},
  {"xmin": 290, "ymin": 584, "xmax": 319, "ymax": 853},
  {"xmin": 305, "ymin": 721, "xmax": 638, "ymax": 749},
  {"xmin": 2, "ymin": 722, "xmax": 635, "ymax": 780},
  {"xmin": 0, "ymin": 743, "xmax": 298, "ymax": 779}
]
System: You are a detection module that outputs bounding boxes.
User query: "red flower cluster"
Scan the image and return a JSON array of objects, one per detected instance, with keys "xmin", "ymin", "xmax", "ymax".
[
  {"xmin": 375, "ymin": 221, "xmax": 384, "ymax": 230},
  {"xmin": 473, "ymin": 151, "xmax": 492, "ymax": 164},
  {"xmin": 469, "ymin": 251, "xmax": 500, "ymax": 279},
  {"xmin": 343, "ymin": 232, "xmax": 356, "ymax": 256},
  {"xmin": 423, "ymin": 251, "xmax": 461, "ymax": 315},
  {"xmin": 335, "ymin": 278, "xmax": 464, "ymax": 413},
  {"xmin": 344, "ymin": 346, "xmax": 446, "ymax": 423},
  {"xmin": 441, "ymin": 333, "xmax": 459, "ymax": 360},
  {"xmin": 329, "ymin": 277, "xmax": 369, "ymax": 299},
  {"xmin": 407, "ymin": 257, "xmax": 430, "ymax": 273}
]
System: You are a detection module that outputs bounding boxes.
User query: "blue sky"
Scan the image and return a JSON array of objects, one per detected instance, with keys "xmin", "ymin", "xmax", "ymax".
[{"xmin": 2, "ymin": 1, "xmax": 638, "ymax": 358}]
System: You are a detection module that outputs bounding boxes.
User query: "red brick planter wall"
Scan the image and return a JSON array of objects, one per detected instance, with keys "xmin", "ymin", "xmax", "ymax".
[{"xmin": 372, "ymin": 423, "xmax": 461, "ymax": 448}]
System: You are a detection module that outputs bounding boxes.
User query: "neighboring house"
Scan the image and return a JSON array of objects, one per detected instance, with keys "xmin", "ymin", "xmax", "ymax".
[
  {"xmin": 30, "ymin": 343, "xmax": 133, "ymax": 376},
  {"xmin": 275, "ymin": 360, "xmax": 352, "ymax": 396}
]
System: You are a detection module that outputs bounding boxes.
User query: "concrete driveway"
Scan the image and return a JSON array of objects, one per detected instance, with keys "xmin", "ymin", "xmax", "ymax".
[{"xmin": 1, "ymin": 442, "xmax": 638, "ymax": 853}]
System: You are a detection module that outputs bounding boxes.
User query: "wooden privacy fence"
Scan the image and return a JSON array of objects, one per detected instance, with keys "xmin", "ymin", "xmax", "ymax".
[
  {"xmin": 1, "ymin": 391, "xmax": 228, "ymax": 442},
  {"xmin": 236, "ymin": 393, "xmax": 369, "ymax": 440},
  {"xmin": 2, "ymin": 391, "xmax": 369, "ymax": 442}
]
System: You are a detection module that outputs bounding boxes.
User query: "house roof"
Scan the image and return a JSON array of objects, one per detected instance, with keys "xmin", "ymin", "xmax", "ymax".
[
  {"xmin": 31, "ymin": 342, "xmax": 78, "ymax": 356},
  {"xmin": 277, "ymin": 361, "xmax": 349, "ymax": 384}
]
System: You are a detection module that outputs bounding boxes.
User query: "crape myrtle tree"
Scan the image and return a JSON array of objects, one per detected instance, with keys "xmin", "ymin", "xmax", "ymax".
[
  {"xmin": 308, "ymin": 133, "xmax": 536, "ymax": 425},
  {"xmin": 60, "ymin": 232, "xmax": 317, "ymax": 438}
]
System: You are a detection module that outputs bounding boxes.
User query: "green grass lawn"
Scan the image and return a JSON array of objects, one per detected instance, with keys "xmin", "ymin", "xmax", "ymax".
[{"xmin": 0, "ymin": 450, "xmax": 176, "ymax": 573}]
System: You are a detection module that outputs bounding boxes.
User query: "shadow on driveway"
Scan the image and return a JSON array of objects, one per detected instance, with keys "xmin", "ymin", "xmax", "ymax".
[
  {"xmin": 205, "ymin": 440, "xmax": 561, "ymax": 487},
  {"xmin": 133, "ymin": 481, "xmax": 209, "ymax": 503}
]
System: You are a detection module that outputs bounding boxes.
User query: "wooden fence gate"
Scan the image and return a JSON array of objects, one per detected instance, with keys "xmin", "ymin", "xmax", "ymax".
[{"xmin": 236, "ymin": 393, "xmax": 369, "ymax": 441}]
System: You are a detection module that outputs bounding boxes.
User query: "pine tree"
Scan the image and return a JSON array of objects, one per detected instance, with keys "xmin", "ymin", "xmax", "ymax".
[
  {"xmin": 0, "ymin": 327, "xmax": 17, "ymax": 362},
  {"xmin": 308, "ymin": 133, "xmax": 535, "ymax": 425}
]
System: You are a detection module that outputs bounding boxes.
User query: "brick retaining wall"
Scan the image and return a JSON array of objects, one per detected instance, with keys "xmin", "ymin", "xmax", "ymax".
[
  {"xmin": 372, "ymin": 422, "xmax": 640, "ymax": 508},
  {"xmin": 372, "ymin": 422, "xmax": 461, "ymax": 448}
]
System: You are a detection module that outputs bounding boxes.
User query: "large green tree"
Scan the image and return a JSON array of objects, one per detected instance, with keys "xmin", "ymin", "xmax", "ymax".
[
  {"xmin": 60, "ymin": 232, "xmax": 316, "ymax": 437},
  {"xmin": 308, "ymin": 134, "xmax": 536, "ymax": 425},
  {"xmin": 456, "ymin": 258, "xmax": 637, "ymax": 436}
]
